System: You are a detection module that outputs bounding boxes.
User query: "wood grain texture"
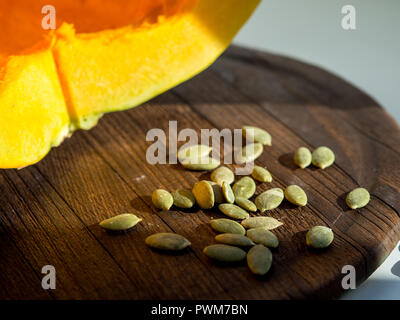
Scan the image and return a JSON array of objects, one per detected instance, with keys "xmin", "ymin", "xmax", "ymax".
[{"xmin": 0, "ymin": 46, "xmax": 399, "ymax": 299}]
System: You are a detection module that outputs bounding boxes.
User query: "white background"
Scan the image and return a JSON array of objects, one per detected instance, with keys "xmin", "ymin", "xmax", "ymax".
[
  {"xmin": 233, "ymin": 0, "xmax": 400, "ymax": 299},
  {"xmin": 233, "ymin": 0, "xmax": 400, "ymax": 122}
]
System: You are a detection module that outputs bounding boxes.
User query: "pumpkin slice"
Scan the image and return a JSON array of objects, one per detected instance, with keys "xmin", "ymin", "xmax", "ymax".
[
  {"xmin": 0, "ymin": 46, "xmax": 70, "ymax": 169},
  {"xmin": 0, "ymin": 0, "xmax": 260, "ymax": 168},
  {"xmin": 54, "ymin": 0, "xmax": 260, "ymax": 129}
]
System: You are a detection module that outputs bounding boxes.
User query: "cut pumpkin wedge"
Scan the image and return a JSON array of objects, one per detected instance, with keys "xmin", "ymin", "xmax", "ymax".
[
  {"xmin": 0, "ymin": 45, "xmax": 70, "ymax": 169},
  {"xmin": 0, "ymin": 0, "xmax": 260, "ymax": 168}
]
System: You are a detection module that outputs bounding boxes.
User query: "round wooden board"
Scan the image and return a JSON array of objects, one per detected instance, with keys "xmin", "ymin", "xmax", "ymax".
[{"xmin": 0, "ymin": 46, "xmax": 399, "ymax": 299}]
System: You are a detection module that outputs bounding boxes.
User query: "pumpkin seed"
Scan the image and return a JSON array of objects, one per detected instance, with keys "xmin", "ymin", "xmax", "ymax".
[
  {"xmin": 242, "ymin": 126, "xmax": 272, "ymax": 146},
  {"xmin": 152, "ymin": 189, "xmax": 173, "ymax": 210},
  {"xmin": 203, "ymin": 244, "xmax": 247, "ymax": 262},
  {"xmin": 241, "ymin": 216, "xmax": 283, "ymax": 229},
  {"xmin": 99, "ymin": 213, "xmax": 142, "ymax": 231},
  {"xmin": 218, "ymin": 203, "xmax": 249, "ymax": 220},
  {"xmin": 211, "ymin": 166, "xmax": 235, "ymax": 185},
  {"xmin": 232, "ymin": 176, "xmax": 256, "ymax": 199},
  {"xmin": 172, "ymin": 189, "xmax": 195, "ymax": 209},
  {"xmin": 210, "ymin": 219, "xmax": 246, "ymax": 235},
  {"xmin": 312, "ymin": 146, "xmax": 335, "ymax": 169},
  {"xmin": 215, "ymin": 233, "xmax": 255, "ymax": 247},
  {"xmin": 235, "ymin": 197, "xmax": 257, "ymax": 212},
  {"xmin": 284, "ymin": 185, "xmax": 307, "ymax": 206},
  {"xmin": 146, "ymin": 233, "xmax": 191, "ymax": 251},
  {"xmin": 306, "ymin": 226, "xmax": 334, "ymax": 249},
  {"xmin": 180, "ymin": 156, "xmax": 220, "ymax": 171},
  {"xmin": 255, "ymin": 188, "xmax": 284, "ymax": 212},
  {"xmin": 294, "ymin": 147, "xmax": 312, "ymax": 169},
  {"xmin": 251, "ymin": 166, "xmax": 272, "ymax": 183},
  {"xmin": 177, "ymin": 144, "xmax": 212, "ymax": 161},
  {"xmin": 192, "ymin": 180, "xmax": 215, "ymax": 209},
  {"xmin": 247, "ymin": 244, "xmax": 273, "ymax": 275},
  {"xmin": 206, "ymin": 181, "xmax": 224, "ymax": 204},
  {"xmin": 222, "ymin": 181, "xmax": 235, "ymax": 203},
  {"xmin": 236, "ymin": 143, "xmax": 264, "ymax": 164},
  {"xmin": 247, "ymin": 227, "xmax": 279, "ymax": 248},
  {"xmin": 346, "ymin": 187, "xmax": 370, "ymax": 209}
]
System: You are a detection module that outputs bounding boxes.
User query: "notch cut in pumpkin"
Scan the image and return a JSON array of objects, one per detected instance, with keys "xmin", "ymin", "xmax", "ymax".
[{"xmin": 0, "ymin": 0, "xmax": 260, "ymax": 168}]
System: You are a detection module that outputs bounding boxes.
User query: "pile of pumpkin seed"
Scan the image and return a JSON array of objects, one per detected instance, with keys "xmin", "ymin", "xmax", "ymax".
[{"xmin": 99, "ymin": 125, "xmax": 371, "ymax": 276}]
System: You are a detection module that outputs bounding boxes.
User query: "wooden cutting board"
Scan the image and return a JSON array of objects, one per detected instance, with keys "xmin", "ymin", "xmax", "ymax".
[{"xmin": 1, "ymin": 46, "xmax": 399, "ymax": 300}]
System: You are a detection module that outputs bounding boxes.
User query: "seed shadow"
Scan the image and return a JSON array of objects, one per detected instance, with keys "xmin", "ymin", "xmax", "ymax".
[
  {"xmin": 336, "ymin": 192, "xmax": 352, "ymax": 212},
  {"xmin": 391, "ymin": 261, "xmax": 400, "ymax": 278},
  {"xmin": 306, "ymin": 245, "xmax": 332, "ymax": 253},
  {"xmin": 207, "ymin": 260, "xmax": 246, "ymax": 269},
  {"xmin": 291, "ymin": 230, "xmax": 308, "ymax": 251},
  {"xmin": 280, "ymin": 200, "xmax": 299, "ymax": 211},
  {"xmin": 278, "ymin": 153, "xmax": 296, "ymax": 170},
  {"xmin": 174, "ymin": 206, "xmax": 201, "ymax": 214},
  {"xmin": 169, "ymin": 163, "xmax": 188, "ymax": 173},
  {"xmin": 391, "ymin": 247, "xmax": 400, "ymax": 278},
  {"xmin": 249, "ymin": 264, "xmax": 275, "ymax": 282},
  {"xmin": 201, "ymin": 208, "xmax": 225, "ymax": 220},
  {"xmin": 195, "ymin": 220, "xmax": 215, "ymax": 236},
  {"xmin": 130, "ymin": 195, "xmax": 154, "ymax": 213},
  {"xmin": 147, "ymin": 247, "xmax": 192, "ymax": 256},
  {"xmin": 198, "ymin": 172, "xmax": 211, "ymax": 181},
  {"xmin": 100, "ymin": 228, "xmax": 140, "ymax": 237}
]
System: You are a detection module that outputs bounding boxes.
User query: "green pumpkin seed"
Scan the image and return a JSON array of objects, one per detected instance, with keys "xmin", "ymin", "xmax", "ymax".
[
  {"xmin": 255, "ymin": 188, "xmax": 284, "ymax": 212},
  {"xmin": 145, "ymin": 233, "xmax": 191, "ymax": 251},
  {"xmin": 192, "ymin": 180, "xmax": 215, "ymax": 209},
  {"xmin": 99, "ymin": 213, "xmax": 142, "ymax": 231},
  {"xmin": 247, "ymin": 244, "xmax": 273, "ymax": 275},
  {"xmin": 312, "ymin": 146, "xmax": 335, "ymax": 169},
  {"xmin": 152, "ymin": 189, "xmax": 173, "ymax": 210},
  {"xmin": 346, "ymin": 188, "xmax": 370, "ymax": 209},
  {"xmin": 222, "ymin": 181, "xmax": 235, "ymax": 203},
  {"xmin": 235, "ymin": 197, "xmax": 257, "ymax": 212},
  {"xmin": 211, "ymin": 166, "xmax": 235, "ymax": 185},
  {"xmin": 172, "ymin": 189, "xmax": 195, "ymax": 209},
  {"xmin": 242, "ymin": 126, "xmax": 272, "ymax": 146},
  {"xmin": 215, "ymin": 234, "xmax": 255, "ymax": 247},
  {"xmin": 284, "ymin": 185, "xmax": 307, "ymax": 206},
  {"xmin": 236, "ymin": 143, "xmax": 264, "ymax": 164},
  {"xmin": 218, "ymin": 203, "xmax": 249, "ymax": 220},
  {"xmin": 206, "ymin": 181, "xmax": 224, "ymax": 204},
  {"xmin": 251, "ymin": 166, "xmax": 272, "ymax": 183},
  {"xmin": 203, "ymin": 244, "xmax": 247, "ymax": 262},
  {"xmin": 247, "ymin": 227, "xmax": 279, "ymax": 248},
  {"xmin": 177, "ymin": 144, "xmax": 212, "ymax": 161},
  {"xmin": 241, "ymin": 216, "xmax": 283, "ymax": 229},
  {"xmin": 180, "ymin": 156, "xmax": 220, "ymax": 171},
  {"xmin": 306, "ymin": 226, "xmax": 334, "ymax": 249},
  {"xmin": 210, "ymin": 219, "xmax": 246, "ymax": 235},
  {"xmin": 294, "ymin": 147, "xmax": 312, "ymax": 169},
  {"xmin": 232, "ymin": 176, "xmax": 256, "ymax": 199}
]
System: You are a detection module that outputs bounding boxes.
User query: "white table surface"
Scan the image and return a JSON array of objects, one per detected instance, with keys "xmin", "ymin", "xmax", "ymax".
[
  {"xmin": 233, "ymin": 0, "xmax": 400, "ymax": 299},
  {"xmin": 341, "ymin": 242, "xmax": 400, "ymax": 300}
]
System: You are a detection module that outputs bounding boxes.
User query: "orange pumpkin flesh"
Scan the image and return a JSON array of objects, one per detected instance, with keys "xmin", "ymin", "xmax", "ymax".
[{"xmin": 0, "ymin": 0, "xmax": 260, "ymax": 168}]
